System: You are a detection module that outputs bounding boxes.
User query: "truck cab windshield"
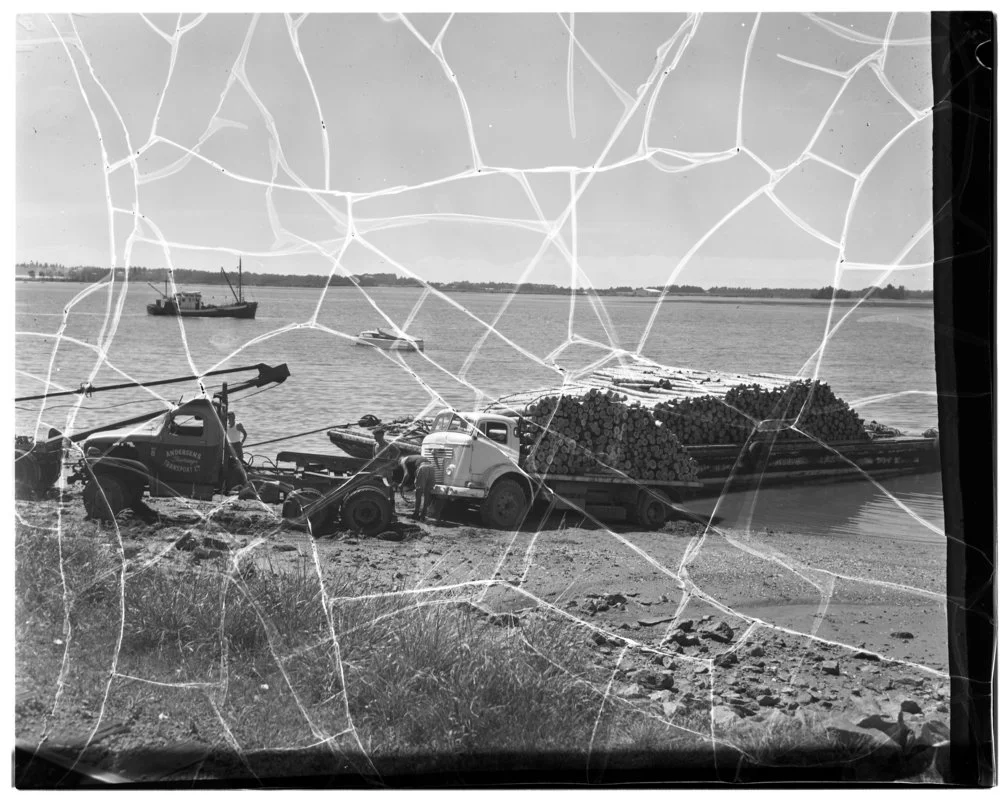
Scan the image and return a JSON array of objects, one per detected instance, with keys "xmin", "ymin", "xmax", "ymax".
[{"xmin": 431, "ymin": 413, "xmax": 472, "ymax": 434}]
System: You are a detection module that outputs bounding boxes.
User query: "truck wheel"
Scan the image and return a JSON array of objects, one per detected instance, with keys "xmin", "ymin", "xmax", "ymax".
[
  {"xmin": 481, "ymin": 480, "xmax": 527, "ymax": 530},
  {"xmin": 122, "ymin": 474, "xmax": 146, "ymax": 508},
  {"xmin": 283, "ymin": 488, "xmax": 330, "ymax": 535},
  {"xmin": 636, "ymin": 489, "xmax": 670, "ymax": 530},
  {"xmin": 14, "ymin": 446, "xmax": 40, "ymax": 499},
  {"xmin": 342, "ymin": 487, "xmax": 392, "ymax": 537},
  {"xmin": 83, "ymin": 474, "xmax": 127, "ymax": 521}
]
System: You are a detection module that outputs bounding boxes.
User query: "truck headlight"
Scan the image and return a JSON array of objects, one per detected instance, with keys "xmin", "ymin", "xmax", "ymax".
[{"xmin": 446, "ymin": 464, "xmax": 456, "ymax": 476}]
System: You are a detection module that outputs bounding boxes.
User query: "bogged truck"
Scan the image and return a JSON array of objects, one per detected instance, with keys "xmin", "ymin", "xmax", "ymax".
[
  {"xmin": 420, "ymin": 390, "xmax": 703, "ymax": 530},
  {"xmin": 14, "ymin": 363, "xmax": 397, "ymax": 537}
]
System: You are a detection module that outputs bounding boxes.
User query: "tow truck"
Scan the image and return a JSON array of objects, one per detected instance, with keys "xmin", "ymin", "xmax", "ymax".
[{"xmin": 14, "ymin": 363, "xmax": 396, "ymax": 537}]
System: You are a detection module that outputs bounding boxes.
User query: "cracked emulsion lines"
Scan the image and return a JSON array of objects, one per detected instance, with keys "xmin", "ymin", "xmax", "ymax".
[{"xmin": 21, "ymin": 11, "xmax": 945, "ymax": 780}]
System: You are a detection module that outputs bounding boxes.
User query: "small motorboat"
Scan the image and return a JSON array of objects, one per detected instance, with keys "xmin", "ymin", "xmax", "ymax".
[
  {"xmin": 327, "ymin": 416, "xmax": 432, "ymax": 457},
  {"xmin": 327, "ymin": 428, "xmax": 424, "ymax": 458},
  {"xmin": 355, "ymin": 328, "xmax": 424, "ymax": 351}
]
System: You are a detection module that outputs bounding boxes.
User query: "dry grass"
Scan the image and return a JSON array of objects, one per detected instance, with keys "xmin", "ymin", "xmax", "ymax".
[{"xmin": 16, "ymin": 518, "xmax": 936, "ymax": 783}]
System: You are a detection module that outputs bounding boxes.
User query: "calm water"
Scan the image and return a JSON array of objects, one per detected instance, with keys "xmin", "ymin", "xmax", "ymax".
[
  {"xmin": 686, "ymin": 472, "xmax": 945, "ymax": 543},
  {"xmin": 15, "ymin": 281, "xmax": 944, "ymax": 540}
]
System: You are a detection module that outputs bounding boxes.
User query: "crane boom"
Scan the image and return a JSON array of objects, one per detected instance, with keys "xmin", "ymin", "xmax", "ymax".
[
  {"xmin": 36, "ymin": 364, "xmax": 289, "ymax": 447},
  {"xmin": 16, "ymin": 363, "xmax": 287, "ymax": 403}
]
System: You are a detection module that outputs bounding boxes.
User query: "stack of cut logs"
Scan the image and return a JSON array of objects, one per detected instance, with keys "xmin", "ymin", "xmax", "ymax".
[
  {"xmin": 652, "ymin": 379, "xmax": 869, "ymax": 446},
  {"xmin": 521, "ymin": 389, "xmax": 698, "ymax": 482}
]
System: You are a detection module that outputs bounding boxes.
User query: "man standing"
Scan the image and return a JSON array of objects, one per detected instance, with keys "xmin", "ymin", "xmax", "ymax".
[
  {"xmin": 412, "ymin": 458, "xmax": 437, "ymax": 522},
  {"xmin": 370, "ymin": 426, "xmax": 402, "ymax": 482},
  {"xmin": 227, "ymin": 412, "xmax": 247, "ymax": 462},
  {"xmin": 372, "ymin": 427, "xmax": 399, "ymax": 461},
  {"xmin": 226, "ymin": 412, "xmax": 248, "ymax": 486}
]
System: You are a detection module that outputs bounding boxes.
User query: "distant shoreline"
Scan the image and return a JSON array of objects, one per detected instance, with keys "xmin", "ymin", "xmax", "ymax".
[
  {"xmin": 14, "ymin": 264, "xmax": 932, "ymax": 302},
  {"xmin": 15, "ymin": 279, "xmax": 934, "ymax": 307}
]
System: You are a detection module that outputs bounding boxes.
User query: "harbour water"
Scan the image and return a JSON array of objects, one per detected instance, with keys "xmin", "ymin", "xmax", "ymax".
[{"xmin": 15, "ymin": 281, "xmax": 944, "ymax": 540}]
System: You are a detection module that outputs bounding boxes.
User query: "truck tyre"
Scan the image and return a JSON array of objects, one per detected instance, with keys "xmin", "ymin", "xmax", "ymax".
[
  {"xmin": 121, "ymin": 473, "xmax": 146, "ymax": 509},
  {"xmin": 83, "ymin": 474, "xmax": 127, "ymax": 521},
  {"xmin": 14, "ymin": 446, "xmax": 40, "ymax": 499},
  {"xmin": 636, "ymin": 489, "xmax": 670, "ymax": 530},
  {"xmin": 283, "ymin": 488, "xmax": 330, "ymax": 535},
  {"xmin": 481, "ymin": 480, "xmax": 528, "ymax": 530},
  {"xmin": 342, "ymin": 487, "xmax": 392, "ymax": 537}
]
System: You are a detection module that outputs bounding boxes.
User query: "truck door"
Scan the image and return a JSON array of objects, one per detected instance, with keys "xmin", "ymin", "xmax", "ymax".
[
  {"xmin": 151, "ymin": 404, "xmax": 224, "ymax": 487},
  {"xmin": 473, "ymin": 419, "xmax": 517, "ymax": 476}
]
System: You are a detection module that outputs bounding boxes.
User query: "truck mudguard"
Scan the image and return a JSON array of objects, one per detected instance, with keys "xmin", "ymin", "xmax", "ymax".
[{"xmin": 482, "ymin": 462, "xmax": 536, "ymax": 501}]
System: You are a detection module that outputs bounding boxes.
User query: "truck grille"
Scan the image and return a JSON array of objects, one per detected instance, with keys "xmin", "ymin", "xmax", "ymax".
[{"xmin": 424, "ymin": 446, "xmax": 453, "ymax": 481}]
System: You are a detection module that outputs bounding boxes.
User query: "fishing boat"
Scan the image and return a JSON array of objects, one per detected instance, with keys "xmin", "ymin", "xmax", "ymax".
[
  {"xmin": 354, "ymin": 328, "xmax": 424, "ymax": 351},
  {"xmin": 147, "ymin": 259, "xmax": 258, "ymax": 319}
]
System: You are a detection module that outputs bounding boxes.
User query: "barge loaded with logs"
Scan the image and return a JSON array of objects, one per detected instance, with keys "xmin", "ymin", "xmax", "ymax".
[
  {"xmin": 327, "ymin": 364, "xmax": 940, "ymax": 519},
  {"xmin": 485, "ymin": 363, "xmax": 940, "ymax": 493}
]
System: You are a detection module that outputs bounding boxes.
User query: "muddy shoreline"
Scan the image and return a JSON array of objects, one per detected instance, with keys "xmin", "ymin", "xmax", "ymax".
[{"xmin": 15, "ymin": 490, "xmax": 950, "ymax": 783}]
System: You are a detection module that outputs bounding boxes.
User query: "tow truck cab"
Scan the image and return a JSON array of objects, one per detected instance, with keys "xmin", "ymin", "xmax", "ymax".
[
  {"xmin": 420, "ymin": 410, "xmax": 525, "ymax": 501},
  {"xmin": 81, "ymin": 397, "xmax": 235, "ymax": 501}
]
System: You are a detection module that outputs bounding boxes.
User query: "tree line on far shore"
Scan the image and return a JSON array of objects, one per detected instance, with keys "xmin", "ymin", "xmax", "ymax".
[
  {"xmin": 662, "ymin": 283, "xmax": 924, "ymax": 300},
  {"xmin": 807, "ymin": 284, "xmax": 913, "ymax": 300},
  {"xmin": 15, "ymin": 263, "xmax": 931, "ymax": 300}
]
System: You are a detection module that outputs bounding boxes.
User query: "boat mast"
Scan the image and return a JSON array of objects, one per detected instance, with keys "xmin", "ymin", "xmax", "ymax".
[
  {"xmin": 221, "ymin": 266, "xmax": 240, "ymax": 304},
  {"xmin": 239, "ymin": 258, "xmax": 243, "ymax": 303}
]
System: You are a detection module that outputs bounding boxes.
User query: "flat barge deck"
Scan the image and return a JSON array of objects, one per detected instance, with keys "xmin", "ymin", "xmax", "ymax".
[{"xmin": 685, "ymin": 434, "xmax": 938, "ymax": 494}]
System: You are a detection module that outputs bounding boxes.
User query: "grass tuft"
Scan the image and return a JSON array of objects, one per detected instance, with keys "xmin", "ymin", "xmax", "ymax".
[{"xmin": 16, "ymin": 515, "xmax": 935, "ymax": 781}]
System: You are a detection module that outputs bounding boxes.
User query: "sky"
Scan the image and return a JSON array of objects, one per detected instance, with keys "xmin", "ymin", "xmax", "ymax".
[{"xmin": 15, "ymin": 12, "xmax": 935, "ymax": 290}]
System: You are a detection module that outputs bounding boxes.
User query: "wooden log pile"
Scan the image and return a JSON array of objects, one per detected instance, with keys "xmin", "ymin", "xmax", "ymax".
[
  {"xmin": 653, "ymin": 379, "xmax": 869, "ymax": 446},
  {"xmin": 521, "ymin": 389, "xmax": 698, "ymax": 481}
]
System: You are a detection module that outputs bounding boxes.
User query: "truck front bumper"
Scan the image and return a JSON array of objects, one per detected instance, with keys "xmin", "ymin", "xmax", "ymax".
[{"xmin": 432, "ymin": 484, "xmax": 487, "ymax": 500}]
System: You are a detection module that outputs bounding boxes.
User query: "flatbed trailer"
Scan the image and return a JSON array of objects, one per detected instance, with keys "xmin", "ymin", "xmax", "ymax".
[
  {"xmin": 526, "ymin": 472, "xmax": 701, "ymax": 527},
  {"xmin": 430, "ymin": 467, "xmax": 700, "ymax": 530},
  {"xmin": 244, "ymin": 451, "xmax": 395, "ymax": 536},
  {"xmin": 242, "ymin": 452, "xmax": 373, "ymax": 501}
]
